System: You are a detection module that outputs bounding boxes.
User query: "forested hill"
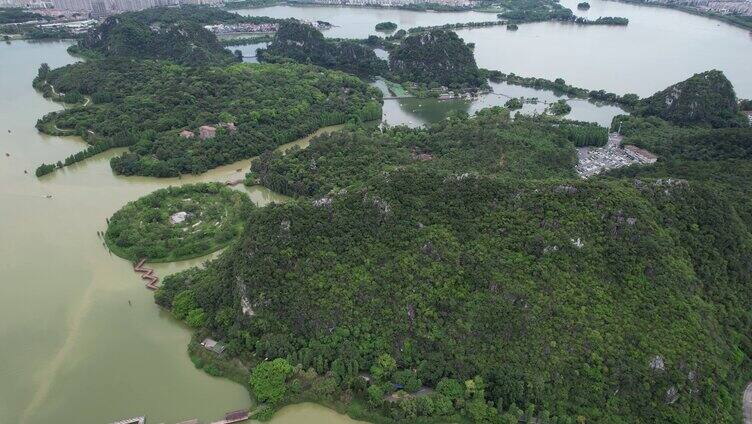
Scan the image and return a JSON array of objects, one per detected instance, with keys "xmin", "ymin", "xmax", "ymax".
[
  {"xmin": 75, "ymin": 16, "xmax": 238, "ymax": 66},
  {"xmin": 247, "ymin": 109, "xmax": 605, "ymax": 197},
  {"xmin": 634, "ymin": 70, "xmax": 747, "ymax": 127},
  {"xmin": 160, "ymin": 166, "xmax": 751, "ymax": 423},
  {"xmin": 389, "ymin": 29, "xmax": 486, "ymax": 90},
  {"xmin": 34, "ymin": 59, "xmax": 382, "ymax": 177},
  {"xmin": 258, "ymin": 21, "xmax": 388, "ymax": 78}
]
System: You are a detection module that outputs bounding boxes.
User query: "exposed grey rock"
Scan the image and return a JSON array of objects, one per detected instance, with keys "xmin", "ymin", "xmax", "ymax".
[
  {"xmin": 665, "ymin": 386, "xmax": 679, "ymax": 404},
  {"xmin": 650, "ymin": 355, "xmax": 666, "ymax": 371},
  {"xmin": 543, "ymin": 245, "xmax": 559, "ymax": 254},
  {"xmin": 312, "ymin": 196, "xmax": 332, "ymax": 207},
  {"xmin": 554, "ymin": 184, "xmax": 578, "ymax": 195}
]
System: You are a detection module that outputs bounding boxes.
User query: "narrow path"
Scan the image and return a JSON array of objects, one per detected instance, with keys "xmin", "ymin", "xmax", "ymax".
[{"xmin": 744, "ymin": 382, "xmax": 752, "ymax": 424}]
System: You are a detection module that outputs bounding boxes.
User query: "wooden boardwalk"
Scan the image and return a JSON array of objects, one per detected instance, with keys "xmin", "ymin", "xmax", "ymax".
[
  {"xmin": 133, "ymin": 259, "xmax": 159, "ymax": 290},
  {"xmin": 110, "ymin": 417, "xmax": 145, "ymax": 424},
  {"xmin": 109, "ymin": 408, "xmax": 250, "ymax": 424}
]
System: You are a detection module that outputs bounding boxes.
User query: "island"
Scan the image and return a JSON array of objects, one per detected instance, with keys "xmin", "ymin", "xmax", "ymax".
[
  {"xmin": 259, "ymin": 23, "xmax": 486, "ymax": 96},
  {"xmin": 105, "ymin": 183, "xmax": 251, "ymax": 262},
  {"xmin": 548, "ymin": 98, "xmax": 572, "ymax": 115},
  {"xmin": 504, "ymin": 97, "xmax": 523, "ymax": 110},
  {"xmin": 374, "ymin": 21, "xmax": 398, "ymax": 32},
  {"xmin": 33, "ymin": 58, "xmax": 381, "ymax": 177},
  {"xmin": 577, "ymin": 2, "xmax": 590, "ymax": 10},
  {"xmin": 494, "ymin": 0, "xmax": 628, "ymax": 26}
]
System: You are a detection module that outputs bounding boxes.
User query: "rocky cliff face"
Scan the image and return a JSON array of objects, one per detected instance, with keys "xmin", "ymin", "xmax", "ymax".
[{"xmin": 636, "ymin": 70, "xmax": 745, "ymax": 127}]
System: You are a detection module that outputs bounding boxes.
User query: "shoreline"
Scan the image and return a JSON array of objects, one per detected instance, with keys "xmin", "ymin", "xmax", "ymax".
[{"xmin": 604, "ymin": 0, "xmax": 752, "ymax": 31}]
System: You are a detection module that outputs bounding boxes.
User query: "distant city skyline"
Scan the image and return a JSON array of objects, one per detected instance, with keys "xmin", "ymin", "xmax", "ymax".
[{"xmin": 0, "ymin": 0, "xmax": 220, "ymax": 13}]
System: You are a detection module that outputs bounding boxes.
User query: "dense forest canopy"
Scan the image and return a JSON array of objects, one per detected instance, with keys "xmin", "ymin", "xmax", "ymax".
[
  {"xmin": 105, "ymin": 183, "xmax": 252, "ymax": 262},
  {"xmin": 34, "ymin": 59, "xmax": 382, "ymax": 177},
  {"xmin": 160, "ymin": 163, "xmax": 751, "ymax": 423},
  {"xmin": 389, "ymin": 29, "xmax": 486, "ymax": 90},
  {"xmin": 258, "ymin": 21, "xmax": 389, "ymax": 78},
  {"xmin": 152, "ymin": 69, "xmax": 752, "ymax": 423},
  {"xmin": 247, "ymin": 109, "xmax": 608, "ymax": 198},
  {"xmin": 634, "ymin": 70, "xmax": 747, "ymax": 128}
]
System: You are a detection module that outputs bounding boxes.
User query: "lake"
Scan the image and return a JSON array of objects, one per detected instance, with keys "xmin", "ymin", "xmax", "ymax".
[
  {"xmin": 0, "ymin": 40, "xmax": 359, "ymax": 424},
  {"xmin": 1, "ymin": 0, "xmax": 751, "ymax": 420},
  {"xmin": 240, "ymin": 0, "xmax": 752, "ymax": 98}
]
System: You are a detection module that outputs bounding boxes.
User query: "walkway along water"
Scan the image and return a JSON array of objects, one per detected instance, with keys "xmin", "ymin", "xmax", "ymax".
[
  {"xmin": 111, "ymin": 408, "xmax": 251, "ymax": 424},
  {"xmin": 133, "ymin": 259, "xmax": 159, "ymax": 290}
]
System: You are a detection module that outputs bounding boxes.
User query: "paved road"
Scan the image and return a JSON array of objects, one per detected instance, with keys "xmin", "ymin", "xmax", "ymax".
[{"xmin": 744, "ymin": 382, "xmax": 752, "ymax": 424}]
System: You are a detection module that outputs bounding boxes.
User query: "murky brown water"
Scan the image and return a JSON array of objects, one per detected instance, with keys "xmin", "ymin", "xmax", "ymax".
[{"xmin": 0, "ymin": 40, "xmax": 360, "ymax": 424}]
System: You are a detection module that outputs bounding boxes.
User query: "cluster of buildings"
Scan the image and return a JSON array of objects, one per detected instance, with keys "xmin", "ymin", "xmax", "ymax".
[
  {"xmin": 638, "ymin": 0, "xmax": 752, "ymax": 16},
  {"xmin": 180, "ymin": 122, "xmax": 237, "ymax": 140},
  {"xmin": 576, "ymin": 132, "xmax": 657, "ymax": 178},
  {"xmin": 1, "ymin": 0, "xmax": 220, "ymax": 17},
  {"xmin": 204, "ymin": 21, "xmax": 278, "ymax": 34},
  {"xmin": 287, "ymin": 0, "xmax": 476, "ymax": 7}
]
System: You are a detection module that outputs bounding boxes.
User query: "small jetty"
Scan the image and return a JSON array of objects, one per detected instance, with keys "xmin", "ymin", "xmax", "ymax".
[
  {"xmin": 110, "ymin": 417, "xmax": 145, "ymax": 424},
  {"xmin": 210, "ymin": 409, "xmax": 249, "ymax": 424},
  {"xmin": 133, "ymin": 258, "xmax": 159, "ymax": 290},
  {"xmin": 109, "ymin": 409, "xmax": 250, "ymax": 424}
]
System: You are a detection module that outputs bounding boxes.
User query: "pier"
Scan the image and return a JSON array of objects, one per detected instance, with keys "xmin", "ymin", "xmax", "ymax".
[
  {"xmin": 133, "ymin": 258, "xmax": 159, "ymax": 290},
  {"xmin": 109, "ymin": 409, "xmax": 249, "ymax": 424},
  {"xmin": 110, "ymin": 417, "xmax": 145, "ymax": 424}
]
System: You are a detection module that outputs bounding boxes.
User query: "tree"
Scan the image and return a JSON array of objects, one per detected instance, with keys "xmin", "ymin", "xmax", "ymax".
[
  {"xmin": 172, "ymin": 290, "xmax": 198, "ymax": 319},
  {"xmin": 370, "ymin": 353, "xmax": 397, "ymax": 382},
  {"xmin": 505, "ymin": 97, "xmax": 523, "ymax": 110},
  {"xmin": 38, "ymin": 63, "xmax": 50, "ymax": 80},
  {"xmin": 393, "ymin": 369, "xmax": 422, "ymax": 393},
  {"xmin": 249, "ymin": 358, "xmax": 293, "ymax": 404},
  {"xmin": 437, "ymin": 378, "xmax": 464, "ymax": 402},
  {"xmin": 367, "ymin": 384, "xmax": 384, "ymax": 407}
]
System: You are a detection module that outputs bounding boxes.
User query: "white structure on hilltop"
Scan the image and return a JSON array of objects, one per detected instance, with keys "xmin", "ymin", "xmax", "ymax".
[{"xmin": 169, "ymin": 211, "xmax": 189, "ymax": 225}]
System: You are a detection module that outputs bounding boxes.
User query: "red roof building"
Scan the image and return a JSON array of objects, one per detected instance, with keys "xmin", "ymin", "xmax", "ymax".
[{"xmin": 199, "ymin": 125, "xmax": 217, "ymax": 140}]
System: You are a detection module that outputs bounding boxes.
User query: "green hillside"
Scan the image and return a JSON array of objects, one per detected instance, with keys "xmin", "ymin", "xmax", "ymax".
[{"xmin": 634, "ymin": 70, "xmax": 747, "ymax": 128}]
